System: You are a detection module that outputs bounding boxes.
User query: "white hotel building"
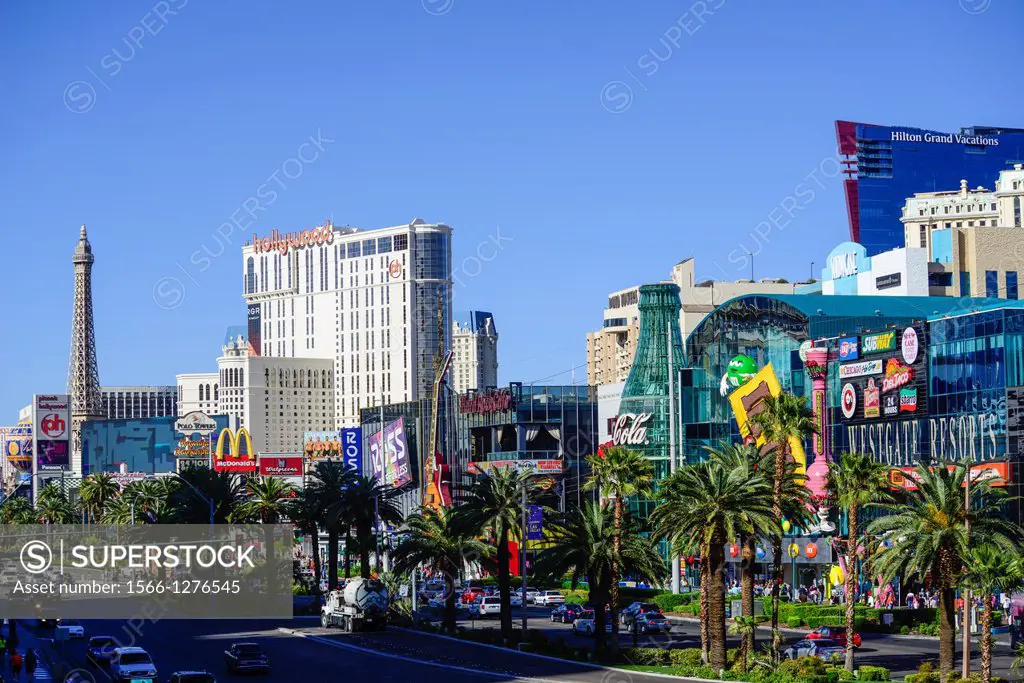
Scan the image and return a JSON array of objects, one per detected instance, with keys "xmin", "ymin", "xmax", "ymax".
[{"xmin": 242, "ymin": 218, "xmax": 452, "ymax": 428}]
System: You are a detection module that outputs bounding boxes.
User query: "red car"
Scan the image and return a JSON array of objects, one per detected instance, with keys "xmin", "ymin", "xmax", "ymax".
[{"xmin": 807, "ymin": 626, "xmax": 861, "ymax": 648}]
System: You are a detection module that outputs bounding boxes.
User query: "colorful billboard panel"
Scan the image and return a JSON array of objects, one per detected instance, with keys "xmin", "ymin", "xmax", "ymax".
[
  {"xmin": 369, "ymin": 418, "xmax": 413, "ymax": 488},
  {"xmin": 727, "ymin": 364, "xmax": 806, "ymax": 474},
  {"xmin": 33, "ymin": 394, "xmax": 70, "ymax": 472},
  {"xmin": 340, "ymin": 427, "xmax": 362, "ymax": 473},
  {"xmin": 212, "ymin": 428, "xmax": 257, "ymax": 473},
  {"xmin": 303, "ymin": 431, "xmax": 341, "ymax": 460},
  {"xmin": 36, "ymin": 439, "xmax": 70, "ymax": 471}
]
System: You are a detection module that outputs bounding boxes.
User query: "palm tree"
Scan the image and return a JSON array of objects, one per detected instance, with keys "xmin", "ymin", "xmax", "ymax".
[
  {"xmin": 392, "ymin": 507, "xmax": 491, "ymax": 634},
  {"xmin": 959, "ymin": 545, "xmax": 1024, "ymax": 683},
  {"xmin": 706, "ymin": 443, "xmax": 811, "ymax": 667},
  {"xmin": 287, "ymin": 490, "xmax": 325, "ymax": 599},
  {"xmin": 582, "ymin": 445, "xmax": 654, "ymax": 647},
  {"xmin": 124, "ymin": 479, "xmax": 176, "ymax": 523},
  {"xmin": 328, "ymin": 474, "xmax": 404, "ymax": 580},
  {"xmin": 749, "ymin": 391, "xmax": 817, "ymax": 648},
  {"xmin": 868, "ymin": 464, "xmax": 1021, "ymax": 682},
  {"xmin": 167, "ymin": 468, "xmax": 246, "ymax": 524},
  {"xmin": 0, "ymin": 496, "xmax": 37, "ymax": 524},
  {"xmin": 825, "ymin": 451, "xmax": 893, "ymax": 672},
  {"xmin": 238, "ymin": 476, "xmax": 297, "ymax": 523},
  {"xmin": 729, "ymin": 616, "xmax": 766, "ymax": 672},
  {"xmin": 36, "ymin": 482, "xmax": 78, "ymax": 524},
  {"xmin": 307, "ymin": 461, "xmax": 356, "ymax": 590},
  {"xmin": 533, "ymin": 502, "xmax": 665, "ymax": 656},
  {"xmin": 454, "ymin": 466, "xmax": 538, "ymax": 642},
  {"xmin": 80, "ymin": 473, "xmax": 121, "ymax": 523},
  {"xmin": 651, "ymin": 459, "xmax": 776, "ymax": 671}
]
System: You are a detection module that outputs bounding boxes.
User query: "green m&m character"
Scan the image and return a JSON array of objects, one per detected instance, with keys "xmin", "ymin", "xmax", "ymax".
[{"xmin": 719, "ymin": 354, "xmax": 758, "ymax": 396}]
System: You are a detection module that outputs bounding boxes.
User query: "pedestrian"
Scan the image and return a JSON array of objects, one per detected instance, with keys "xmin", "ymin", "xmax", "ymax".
[
  {"xmin": 25, "ymin": 648, "xmax": 36, "ymax": 679},
  {"xmin": 0, "ymin": 633, "xmax": 6, "ymax": 660},
  {"xmin": 9, "ymin": 649, "xmax": 21, "ymax": 678}
]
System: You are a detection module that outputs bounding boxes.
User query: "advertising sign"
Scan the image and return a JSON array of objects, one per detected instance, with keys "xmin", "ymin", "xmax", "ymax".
[
  {"xmin": 861, "ymin": 330, "xmax": 897, "ymax": 355},
  {"xmin": 247, "ymin": 303, "xmax": 262, "ymax": 357},
  {"xmin": 212, "ymin": 427, "xmax": 257, "ymax": 473},
  {"xmin": 839, "ymin": 360, "xmax": 883, "ymax": 379},
  {"xmin": 2, "ymin": 423, "xmax": 33, "ymax": 473},
  {"xmin": 882, "ymin": 393, "xmax": 899, "ymax": 418},
  {"xmin": 460, "ymin": 389, "xmax": 513, "ymax": 415},
  {"xmin": 175, "ymin": 411, "xmax": 217, "ymax": 436},
  {"xmin": 176, "ymin": 458, "xmax": 207, "ymax": 473},
  {"xmin": 1009, "ymin": 387, "xmax": 1024, "ymax": 457},
  {"xmin": 259, "ymin": 455, "xmax": 304, "ymax": 477},
  {"xmin": 468, "ymin": 459, "xmax": 563, "ymax": 475},
  {"xmin": 174, "ymin": 436, "xmax": 212, "ymax": 459},
  {"xmin": 340, "ymin": 427, "xmax": 362, "ymax": 472},
  {"xmin": 369, "ymin": 418, "xmax": 412, "ymax": 488},
  {"xmin": 840, "ymin": 384, "xmax": 857, "ymax": 419},
  {"xmin": 901, "ymin": 327, "xmax": 919, "ymax": 365},
  {"xmin": 876, "ymin": 273, "xmax": 902, "ymax": 290},
  {"xmin": 33, "ymin": 394, "xmax": 70, "ymax": 472},
  {"xmin": 727, "ymin": 363, "xmax": 806, "ymax": 474},
  {"xmin": 610, "ymin": 413, "xmax": 652, "ymax": 446},
  {"xmin": 527, "ymin": 506, "xmax": 543, "ymax": 541},
  {"xmin": 863, "ymin": 379, "xmax": 880, "ymax": 418},
  {"xmin": 838, "ymin": 337, "xmax": 859, "ymax": 362},
  {"xmin": 888, "ymin": 462, "xmax": 1010, "ymax": 491},
  {"xmin": 303, "ymin": 431, "xmax": 341, "ymax": 460},
  {"xmin": 880, "ymin": 358, "xmax": 914, "ymax": 393}
]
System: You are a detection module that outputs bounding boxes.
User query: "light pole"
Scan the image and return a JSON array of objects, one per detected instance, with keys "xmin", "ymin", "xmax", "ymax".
[
  {"xmin": 521, "ymin": 478, "xmax": 528, "ymax": 634},
  {"xmin": 963, "ymin": 456, "xmax": 973, "ymax": 680}
]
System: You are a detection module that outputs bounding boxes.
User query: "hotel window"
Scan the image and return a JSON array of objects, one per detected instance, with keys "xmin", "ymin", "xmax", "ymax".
[
  {"xmin": 347, "ymin": 242, "xmax": 361, "ymax": 258},
  {"xmin": 986, "ymin": 271, "xmax": 999, "ymax": 297},
  {"xmin": 362, "ymin": 239, "xmax": 376, "ymax": 256},
  {"xmin": 960, "ymin": 272, "xmax": 971, "ymax": 296},
  {"xmin": 1015, "ymin": 197, "xmax": 1021, "ymax": 227},
  {"xmin": 991, "ymin": 202, "xmax": 997, "ymax": 210},
  {"xmin": 968, "ymin": 221, "xmax": 974, "ymax": 227},
  {"xmin": 1007, "ymin": 272, "xmax": 1019, "ymax": 300},
  {"xmin": 377, "ymin": 236, "xmax": 392, "ymax": 253},
  {"xmin": 919, "ymin": 225, "xmax": 927, "ymax": 247}
]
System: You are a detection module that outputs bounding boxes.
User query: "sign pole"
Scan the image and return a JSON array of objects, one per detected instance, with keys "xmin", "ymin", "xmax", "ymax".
[{"xmin": 521, "ymin": 481, "xmax": 528, "ymax": 634}]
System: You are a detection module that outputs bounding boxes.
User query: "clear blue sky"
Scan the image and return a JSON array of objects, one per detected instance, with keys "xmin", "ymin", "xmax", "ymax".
[{"xmin": 2, "ymin": 0, "xmax": 1022, "ymax": 418}]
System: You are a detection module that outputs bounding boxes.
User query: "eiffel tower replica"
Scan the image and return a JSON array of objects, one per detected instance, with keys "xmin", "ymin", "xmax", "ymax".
[{"xmin": 68, "ymin": 224, "xmax": 104, "ymax": 477}]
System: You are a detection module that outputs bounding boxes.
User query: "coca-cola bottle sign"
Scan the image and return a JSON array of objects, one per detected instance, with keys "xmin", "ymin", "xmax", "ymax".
[{"xmin": 611, "ymin": 413, "xmax": 652, "ymax": 446}]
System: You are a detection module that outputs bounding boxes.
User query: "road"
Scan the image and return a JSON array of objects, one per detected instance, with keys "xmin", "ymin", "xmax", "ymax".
[{"xmin": 8, "ymin": 610, "xmax": 1019, "ymax": 683}]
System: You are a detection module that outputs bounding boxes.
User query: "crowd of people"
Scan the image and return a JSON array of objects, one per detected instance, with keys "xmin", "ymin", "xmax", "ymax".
[{"xmin": 0, "ymin": 630, "xmax": 39, "ymax": 681}]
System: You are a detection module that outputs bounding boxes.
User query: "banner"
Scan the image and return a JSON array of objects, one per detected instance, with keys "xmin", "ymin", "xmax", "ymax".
[
  {"xmin": 213, "ymin": 428, "xmax": 257, "ymax": 473},
  {"xmin": 468, "ymin": 459, "xmax": 563, "ymax": 475},
  {"xmin": 340, "ymin": 427, "xmax": 362, "ymax": 472},
  {"xmin": 369, "ymin": 418, "xmax": 412, "ymax": 488},
  {"xmin": 247, "ymin": 303, "xmax": 261, "ymax": 357},
  {"xmin": 33, "ymin": 394, "xmax": 70, "ymax": 472},
  {"xmin": 259, "ymin": 455, "xmax": 304, "ymax": 477},
  {"xmin": 527, "ymin": 506, "xmax": 543, "ymax": 541},
  {"xmin": 303, "ymin": 431, "xmax": 341, "ymax": 460}
]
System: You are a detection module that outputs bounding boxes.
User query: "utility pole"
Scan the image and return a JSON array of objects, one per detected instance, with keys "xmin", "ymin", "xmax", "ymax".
[
  {"xmin": 667, "ymin": 324, "xmax": 680, "ymax": 594},
  {"xmin": 963, "ymin": 456, "xmax": 972, "ymax": 680}
]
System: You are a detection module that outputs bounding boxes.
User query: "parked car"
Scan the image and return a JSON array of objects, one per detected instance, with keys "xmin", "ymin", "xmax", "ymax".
[
  {"xmin": 85, "ymin": 636, "xmax": 118, "ymax": 667},
  {"xmin": 110, "ymin": 647, "xmax": 159, "ymax": 682},
  {"xmin": 549, "ymin": 604, "xmax": 584, "ymax": 623},
  {"xmin": 169, "ymin": 673, "xmax": 217, "ymax": 683},
  {"xmin": 525, "ymin": 589, "xmax": 540, "ymax": 604},
  {"xmin": 223, "ymin": 642, "xmax": 270, "ymax": 674},
  {"xmin": 620, "ymin": 602, "xmax": 662, "ymax": 626},
  {"xmin": 807, "ymin": 626, "xmax": 861, "ymax": 648},
  {"xmin": 478, "ymin": 596, "xmax": 502, "ymax": 618},
  {"xmin": 510, "ymin": 593, "xmax": 523, "ymax": 607},
  {"xmin": 783, "ymin": 639, "xmax": 845, "ymax": 661},
  {"xmin": 58, "ymin": 619, "xmax": 85, "ymax": 639},
  {"xmin": 633, "ymin": 612, "xmax": 673, "ymax": 634},
  {"xmin": 534, "ymin": 590, "xmax": 566, "ymax": 606},
  {"xmin": 461, "ymin": 587, "xmax": 485, "ymax": 604},
  {"xmin": 572, "ymin": 610, "xmax": 612, "ymax": 636}
]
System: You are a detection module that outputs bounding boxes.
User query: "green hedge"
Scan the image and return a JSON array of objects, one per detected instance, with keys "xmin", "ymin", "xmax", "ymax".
[
  {"xmin": 787, "ymin": 615, "xmax": 804, "ymax": 628},
  {"xmin": 857, "ymin": 666, "xmax": 891, "ymax": 681},
  {"xmin": 669, "ymin": 648, "xmax": 702, "ymax": 667},
  {"xmin": 653, "ymin": 593, "xmax": 693, "ymax": 612},
  {"xmin": 623, "ymin": 647, "xmax": 670, "ymax": 666}
]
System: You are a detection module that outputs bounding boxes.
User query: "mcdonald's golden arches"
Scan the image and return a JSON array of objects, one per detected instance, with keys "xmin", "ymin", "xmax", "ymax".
[{"xmin": 213, "ymin": 427, "xmax": 257, "ymax": 473}]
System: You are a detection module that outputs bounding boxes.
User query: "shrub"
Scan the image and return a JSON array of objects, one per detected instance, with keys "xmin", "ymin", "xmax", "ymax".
[
  {"xmin": 622, "ymin": 647, "xmax": 669, "ymax": 666},
  {"xmin": 670, "ymin": 648, "xmax": 703, "ymax": 667},
  {"xmin": 562, "ymin": 590, "xmax": 589, "ymax": 605},
  {"xmin": 653, "ymin": 593, "xmax": 693, "ymax": 612},
  {"xmin": 806, "ymin": 616, "xmax": 847, "ymax": 629},
  {"xmin": 837, "ymin": 669, "xmax": 856, "ymax": 681},
  {"xmin": 787, "ymin": 615, "xmax": 804, "ymax": 628},
  {"xmin": 905, "ymin": 675, "xmax": 940, "ymax": 683},
  {"xmin": 900, "ymin": 625, "xmax": 911, "ymax": 635},
  {"xmin": 857, "ymin": 665, "xmax": 891, "ymax": 681}
]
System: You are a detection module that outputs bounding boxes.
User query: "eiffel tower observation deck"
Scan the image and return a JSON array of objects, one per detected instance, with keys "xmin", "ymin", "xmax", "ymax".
[{"xmin": 68, "ymin": 224, "xmax": 104, "ymax": 472}]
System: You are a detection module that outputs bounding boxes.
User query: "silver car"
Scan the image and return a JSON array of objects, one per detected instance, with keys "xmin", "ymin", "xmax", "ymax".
[{"xmin": 783, "ymin": 638, "xmax": 845, "ymax": 661}]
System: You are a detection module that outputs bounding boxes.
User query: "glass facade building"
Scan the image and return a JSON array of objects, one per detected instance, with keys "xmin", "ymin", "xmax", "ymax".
[{"xmin": 835, "ymin": 120, "xmax": 1024, "ymax": 256}]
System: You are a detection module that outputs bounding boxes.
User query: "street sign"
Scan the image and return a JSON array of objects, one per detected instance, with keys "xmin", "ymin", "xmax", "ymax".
[{"xmin": 527, "ymin": 506, "xmax": 543, "ymax": 540}]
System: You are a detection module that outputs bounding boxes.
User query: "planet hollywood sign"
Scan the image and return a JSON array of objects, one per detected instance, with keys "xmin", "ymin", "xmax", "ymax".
[
  {"xmin": 252, "ymin": 226, "xmax": 334, "ymax": 256},
  {"xmin": 611, "ymin": 413, "xmax": 652, "ymax": 446},
  {"xmin": 460, "ymin": 389, "xmax": 513, "ymax": 415}
]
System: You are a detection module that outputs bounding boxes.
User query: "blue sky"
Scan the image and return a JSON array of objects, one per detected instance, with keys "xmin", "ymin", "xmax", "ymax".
[{"xmin": 1, "ymin": 0, "xmax": 1022, "ymax": 418}]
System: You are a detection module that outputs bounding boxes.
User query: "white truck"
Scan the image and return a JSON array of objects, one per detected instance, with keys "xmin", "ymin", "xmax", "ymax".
[{"xmin": 321, "ymin": 578, "xmax": 390, "ymax": 632}]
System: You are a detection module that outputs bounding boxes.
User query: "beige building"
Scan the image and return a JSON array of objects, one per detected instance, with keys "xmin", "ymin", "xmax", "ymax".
[
  {"xmin": 452, "ymin": 311, "xmax": 498, "ymax": 393},
  {"xmin": 901, "ymin": 165, "xmax": 1024, "ymax": 298},
  {"xmin": 586, "ymin": 258, "xmax": 799, "ymax": 385}
]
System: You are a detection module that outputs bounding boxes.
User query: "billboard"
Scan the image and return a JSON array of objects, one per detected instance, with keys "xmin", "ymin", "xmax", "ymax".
[
  {"xmin": 340, "ymin": 427, "xmax": 362, "ymax": 473},
  {"xmin": 303, "ymin": 431, "xmax": 341, "ymax": 460},
  {"xmin": 727, "ymin": 364, "xmax": 807, "ymax": 474},
  {"xmin": 2, "ymin": 422, "xmax": 33, "ymax": 473},
  {"xmin": 369, "ymin": 418, "xmax": 412, "ymax": 488},
  {"xmin": 212, "ymin": 427, "xmax": 257, "ymax": 473},
  {"xmin": 259, "ymin": 454, "xmax": 304, "ymax": 477},
  {"xmin": 33, "ymin": 394, "xmax": 70, "ymax": 472},
  {"xmin": 175, "ymin": 411, "xmax": 218, "ymax": 436},
  {"xmin": 247, "ymin": 303, "xmax": 261, "ymax": 357},
  {"xmin": 174, "ymin": 435, "xmax": 212, "ymax": 459},
  {"xmin": 838, "ymin": 325, "xmax": 927, "ymax": 426},
  {"xmin": 468, "ymin": 459, "xmax": 563, "ymax": 475}
]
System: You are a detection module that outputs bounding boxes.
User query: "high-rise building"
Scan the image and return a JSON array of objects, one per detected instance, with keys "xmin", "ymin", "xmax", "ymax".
[
  {"xmin": 100, "ymin": 386, "xmax": 178, "ymax": 420},
  {"xmin": 835, "ymin": 120, "xmax": 1024, "ymax": 256},
  {"xmin": 586, "ymin": 258, "xmax": 798, "ymax": 385},
  {"xmin": 242, "ymin": 219, "xmax": 452, "ymax": 427},
  {"xmin": 451, "ymin": 311, "xmax": 498, "ymax": 393},
  {"xmin": 67, "ymin": 225, "xmax": 104, "ymax": 473}
]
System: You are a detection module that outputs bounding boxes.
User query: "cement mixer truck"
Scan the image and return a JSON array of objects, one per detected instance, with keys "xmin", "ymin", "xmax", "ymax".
[{"xmin": 321, "ymin": 578, "xmax": 390, "ymax": 632}]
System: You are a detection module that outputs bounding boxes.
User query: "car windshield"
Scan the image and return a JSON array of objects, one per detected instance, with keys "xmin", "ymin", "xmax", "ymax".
[
  {"xmin": 580, "ymin": 611, "xmax": 595, "ymax": 619},
  {"xmin": 90, "ymin": 638, "xmax": 114, "ymax": 647},
  {"xmin": 545, "ymin": 591, "xmax": 561, "ymax": 596},
  {"xmin": 120, "ymin": 653, "xmax": 152, "ymax": 665},
  {"xmin": 236, "ymin": 645, "xmax": 263, "ymax": 656},
  {"xmin": 484, "ymin": 598, "xmax": 500, "ymax": 604},
  {"xmin": 814, "ymin": 640, "xmax": 840, "ymax": 647}
]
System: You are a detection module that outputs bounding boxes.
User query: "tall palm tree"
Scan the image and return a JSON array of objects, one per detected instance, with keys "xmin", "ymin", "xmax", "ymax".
[
  {"xmin": 328, "ymin": 474, "xmax": 404, "ymax": 579},
  {"xmin": 534, "ymin": 502, "xmax": 665, "ymax": 657},
  {"xmin": 651, "ymin": 459, "xmax": 776, "ymax": 671},
  {"xmin": 168, "ymin": 468, "xmax": 246, "ymax": 524},
  {"xmin": 307, "ymin": 461, "xmax": 356, "ymax": 590},
  {"xmin": 454, "ymin": 466, "xmax": 538, "ymax": 642},
  {"xmin": 238, "ymin": 476, "xmax": 297, "ymax": 523},
  {"xmin": 287, "ymin": 490, "xmax": 325, "ymax": 599},
  {"xmin": 123, "ymin": 479, "xmax": 176, "ymax": 523},
  {"xmin": 959, "ymin": 545, "xmax": 1024, "ymax": 683},
  {"xmin": 80, "ymin": 473, "xmax": 121, "ymax": 523},
  {"xmin": 582, "ymin": 445, "xmax": 654, "ymax": 647},
  {"xmin": 36, "ymin": 482, "xmax": 78, "ymax": 524},
  {"xmin": 749, "ymin": 391, "xmax": 817, "ymax": 648},
  {"xmin": 0, "ymin": 495, "xmax": 37, "ymax": 524},
  {"xmin": 868, "ymin": 464, "xmax": 1021, "ymax": 682},
  {"xmin": 825, "ymin": 451, "xmax": 893, "ymax": 672},
  {"xmin": 392, "ymin": 507, "xmax": 492, "ymax": 633},
  {"xmin": 706, "ymin": 442, "xmax": 811, "ymax": 666}
]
